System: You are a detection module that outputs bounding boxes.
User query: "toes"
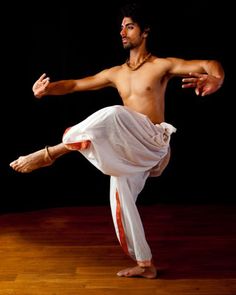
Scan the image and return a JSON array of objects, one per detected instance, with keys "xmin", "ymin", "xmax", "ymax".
[{"xmin": 117, "ymin": 269, "xmax": 130, "ymax": 277}]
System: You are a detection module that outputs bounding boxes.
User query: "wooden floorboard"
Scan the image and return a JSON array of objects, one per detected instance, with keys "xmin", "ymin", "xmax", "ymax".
[{"xmin": 0, "ymin": 203, "xmax": 236, "ymax": 294}]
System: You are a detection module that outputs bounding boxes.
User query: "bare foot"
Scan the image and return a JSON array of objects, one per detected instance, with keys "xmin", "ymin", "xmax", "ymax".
[
  {"xmin": 117, "ymin": 265, "xmax": 157, "ymax": 279},
  {"xmin": 9, "ymin": 146, "xmax": 55, "ymax": 173}
]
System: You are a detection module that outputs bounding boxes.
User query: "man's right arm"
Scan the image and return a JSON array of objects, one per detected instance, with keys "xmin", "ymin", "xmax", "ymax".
[{"xmin": 33, "ymin": 68, "xmax": 116, "ymax": 99}]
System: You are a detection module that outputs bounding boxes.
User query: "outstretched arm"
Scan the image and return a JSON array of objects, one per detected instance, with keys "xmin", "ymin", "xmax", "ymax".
[
  {"xmin": 168, "ymin": 58, "xmax": 225, "ymax": 96},
  {"xmin": 32, "ymin": 69, "xmax": 115, "ymax": 99}
]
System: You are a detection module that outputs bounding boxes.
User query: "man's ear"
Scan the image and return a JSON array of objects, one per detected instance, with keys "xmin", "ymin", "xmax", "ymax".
[{"xmin": 143, "ymin": 28, "xmax": 150, "ymax": 37}]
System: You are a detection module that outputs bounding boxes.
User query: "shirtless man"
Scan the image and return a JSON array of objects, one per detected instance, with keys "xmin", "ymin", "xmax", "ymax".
[{"xmin": 9, "ymin": 2, "xmax": 224, "ymax": 278}]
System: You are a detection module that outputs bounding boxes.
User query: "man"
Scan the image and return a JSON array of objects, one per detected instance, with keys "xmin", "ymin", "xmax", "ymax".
[{"xmin": 9, "ymin": 2, "xmax": 224, "ymax": 278}]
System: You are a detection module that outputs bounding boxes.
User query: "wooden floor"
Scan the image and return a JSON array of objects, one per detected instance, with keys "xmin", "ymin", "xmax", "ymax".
[{"xmin": 0, "ymin": 203, "xmax": 236, "ymax": 295}]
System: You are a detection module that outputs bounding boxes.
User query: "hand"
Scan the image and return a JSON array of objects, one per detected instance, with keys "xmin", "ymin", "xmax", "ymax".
[
  {"xmin": 32, "ymin": 73, "xmax": 50, "ymax": 98},
  {"xmin": 182, "ymin": 72, "xmax": 223, "ymax": 96}
]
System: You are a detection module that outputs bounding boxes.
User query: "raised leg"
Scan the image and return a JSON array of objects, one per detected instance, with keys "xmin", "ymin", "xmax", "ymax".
[{"xmin": 9, "ymin": 141, "xmax": 90, "ymax": 173}]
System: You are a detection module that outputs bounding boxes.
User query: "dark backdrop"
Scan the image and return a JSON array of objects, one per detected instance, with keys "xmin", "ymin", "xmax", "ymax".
[{"xmin": 1, "ymin": 1, "xmax": 234, "ymax": 212}]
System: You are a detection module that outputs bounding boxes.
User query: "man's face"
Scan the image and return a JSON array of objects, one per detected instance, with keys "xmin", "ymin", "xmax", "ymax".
[{"xmin": 120, "ymin": 17, "xmax": 144, "ymax": 50}]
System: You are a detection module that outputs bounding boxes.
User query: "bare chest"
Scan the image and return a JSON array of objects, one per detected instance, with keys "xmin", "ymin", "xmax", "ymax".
[{"xmin": 115, "ymin": 69, "xmax": 163, "ymax": 100}]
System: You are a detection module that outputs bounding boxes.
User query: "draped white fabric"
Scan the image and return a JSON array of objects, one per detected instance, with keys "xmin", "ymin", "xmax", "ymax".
[{"xmin": 62, "ymin": 105, "xmax": 176, "ymax": 264}]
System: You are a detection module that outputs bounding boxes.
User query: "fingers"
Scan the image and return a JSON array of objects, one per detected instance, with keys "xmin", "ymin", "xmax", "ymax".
[
  {"xmin": 182, "ymin": 73, "xmax": 208, "ymax": 91},
  {"xmin": 42, "ymin": 77, "xmax": 50, "ymax": 87},
  {"xmin": 182, "ymin": 78, "xmax": 201, "ymax": 89},
  {"xmin": 188, "ymin": 72, "xmax": 202, "ymax": 78},
  {"xmin": 182, "ymin": 82, "xmax": 195, "ymax": 89},
  {"xmin": 182, "ymin": 75, "xmax": 207, "ymax": 84},
  {"xmin": 38, "ymin": 73, "xmax": 50, "ymax": 85},
  {"xmin": 182, "ymin": 73, "xmax": 217, "ymax": 96},
  {"xmin": 201, "ymin": 87, "xmax": 211, "ymax": 96},
  {"xmin": 40, "ymin": 73, "xmax": 50, "ymax": 85},
  {"xmin": 39, "ymin": 73, "xmax": 47, "ymax": 81}
]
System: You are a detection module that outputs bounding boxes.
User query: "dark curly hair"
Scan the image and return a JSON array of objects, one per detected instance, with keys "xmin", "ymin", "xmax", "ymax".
[{"xmin": 120, "ymin": 2, "xmax": 152, "ymax": 33}]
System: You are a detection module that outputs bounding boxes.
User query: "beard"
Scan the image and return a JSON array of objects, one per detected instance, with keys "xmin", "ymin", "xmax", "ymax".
[
  {"xmin": 122, "ymin": 37, "xmax": 143, "ymax": 50},
  {"xmin": 122, "ymin": 38, "xmax": 136, "ymax": 50},
  {"xmin": 123, "ymin": 43, "xmax": 134, "ymax": 50}
]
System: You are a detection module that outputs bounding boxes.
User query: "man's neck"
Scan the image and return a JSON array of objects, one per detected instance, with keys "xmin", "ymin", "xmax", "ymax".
[{"xmin": 126, "ymin": 52, "xmax": 151, "ymax": 71}]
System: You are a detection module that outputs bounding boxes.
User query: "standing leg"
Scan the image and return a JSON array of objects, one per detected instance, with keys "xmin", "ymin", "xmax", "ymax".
[{"xmin": 110, "ymin": 173, "xmax": 157, "ymax": 279}]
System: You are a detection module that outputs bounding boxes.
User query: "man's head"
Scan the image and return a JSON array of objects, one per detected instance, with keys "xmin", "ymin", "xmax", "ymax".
[
  {"xmin": 120, "ymin": 2, "xmax": 151, "ymax": 34},
  {"xmin": 119, "ymin": 2, "xmax": 152, "ymax": 50}
]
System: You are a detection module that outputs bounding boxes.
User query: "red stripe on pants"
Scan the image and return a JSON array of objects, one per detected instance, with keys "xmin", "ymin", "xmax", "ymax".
[{"xmin": 116, "ymin": 190, "xmax": 129, "ymax": 256}]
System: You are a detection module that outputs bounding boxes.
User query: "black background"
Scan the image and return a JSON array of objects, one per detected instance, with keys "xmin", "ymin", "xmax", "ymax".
[{"xmin": 1, "ymin": 1, "xmax": 234, "ymax": 212}]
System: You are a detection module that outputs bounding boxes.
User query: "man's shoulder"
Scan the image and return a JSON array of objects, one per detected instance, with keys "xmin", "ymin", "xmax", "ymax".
[
  {"xmin": 149, "ymin": 56, "xmax": 174, "ymax": 73},
  {"xmin": 151, "ymin": 55, "xmax": 171, "ymax": 64},
  {"xmin": 105, "ymin": 64, "xmax": 125, "ymax": 75},
  {"xmin": 109, "ymin": 64, "xmax": 124, "ymax": 71}
]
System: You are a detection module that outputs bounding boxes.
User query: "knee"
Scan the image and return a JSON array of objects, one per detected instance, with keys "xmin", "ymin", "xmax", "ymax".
[{"xmin": 64, "ymin": 140, "xmax": 91, "ymax": 151}]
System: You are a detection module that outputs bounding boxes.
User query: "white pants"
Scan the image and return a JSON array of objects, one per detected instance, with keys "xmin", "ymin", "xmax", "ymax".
[{"xmin": 62, "ymin": 105, "xmax": 176, "ymax": 266}]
